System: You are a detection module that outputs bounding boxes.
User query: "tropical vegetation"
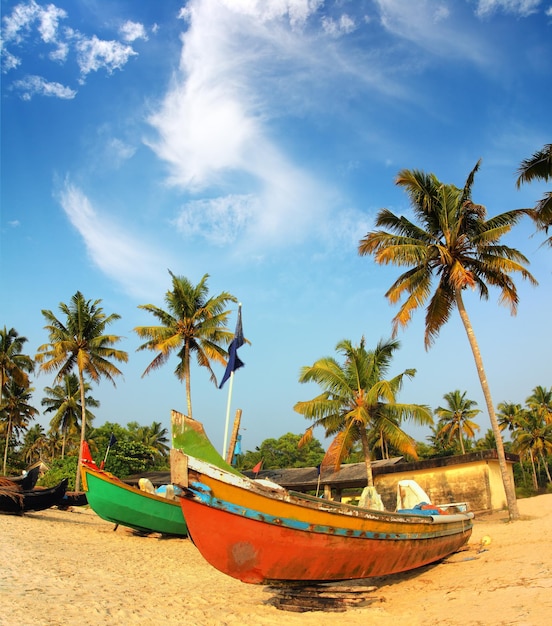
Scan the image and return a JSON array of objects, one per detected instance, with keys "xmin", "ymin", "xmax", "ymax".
[
  {"xmin": 434, "ymin": 390, "xmax": 481, "ymax": 455},
  {"xmin": 1, "ymin": 327, "xmax": 35, "ymax": 474},
  {"xmin": 2, "ymin": 144, "xmax": 551, "ymax": 504},
  {"xmin": 516, "ymin": 143, "xmax": 552, "ymax": 246},
  {"xmin": 134, "ymin": 271, "xmax": 240, "ymax": 419},
  {"xmin": 35, "ymin": 292, "xmax": 128, "ymax": 492},
  {"xmin": 294, "ymin": 337, "xmax": 433, "ymax": 488},
  {"xmin": 358, "ymin": 161, "xmax": 538, "ymax": 520}
]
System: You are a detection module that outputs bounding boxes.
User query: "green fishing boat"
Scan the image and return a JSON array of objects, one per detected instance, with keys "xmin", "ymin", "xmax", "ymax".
[
  {"xmin": 82, "ymin": 409, "xmax": 232, "ymax": 536},
  {"xmin": 81, "ymin": 464, "xmax": 188, "ymax": 536}
]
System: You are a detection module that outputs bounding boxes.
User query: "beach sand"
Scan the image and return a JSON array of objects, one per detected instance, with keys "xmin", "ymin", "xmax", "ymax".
[{"xmin": 1, "ymin": 494, "xmax": 551, "ymax": 626}]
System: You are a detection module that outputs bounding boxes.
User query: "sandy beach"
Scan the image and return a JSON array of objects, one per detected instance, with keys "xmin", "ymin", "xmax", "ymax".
[{"xmin": 1, "ymin": 494, "xmax": 551, "ymax": 626}]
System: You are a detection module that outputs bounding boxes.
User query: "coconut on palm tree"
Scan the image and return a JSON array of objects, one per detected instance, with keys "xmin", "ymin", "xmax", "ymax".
[
  {"xmin": 358, "ymin": 161, "xmax": 538, "ymax": 520},
  {"xmin": 35, "ymin": 292, "xmax": 128, "ymax": 492},
  {"xmin": 516, "ymin": 144, "xmax": 552, "ymax": 246},
  {"xmin": 134, "ymin": 271, "xmax": 239, "ymax": 418},
  {"xmin": 294, "ymin": 337, "xmax": 432, "ymax": 496},
  {"xmin": 434, "ymin": 390, "xmax": 481, "ymax": 455}
]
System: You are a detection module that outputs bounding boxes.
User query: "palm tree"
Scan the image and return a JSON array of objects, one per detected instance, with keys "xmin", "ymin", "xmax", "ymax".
[
  {"xmin": 20, "ymin": 424, "xmax": 48, "ymax": 465},
  {"xmin": 41, "ymin": 374, "xmax": 99, "ymax": 459},
  {"xmin": 475, "ymin": 429, "xmax": 497, "ymax": 451},
  {"xmin": 294, "ymin": 337, "xmax": 432, "ymax": 489},
  {"xmin": 516, "ymin": 144, "xmax": 552, "ymax": 246},
  {"xmin": 497, "ymin": 401, "xmax": 524, "ymax": 435},
  {"xmin": 0, "ymin": 327, "xmax": 34, "ymax": 437},
  {"xmin": 358, "ymin": 161, "xmax": 537, "ymax": 520},
  {"xmin": 128, "ymin": 421, "xmax": 170, "ymax": 457},
  {"xmin": 35, "ymin": 292, "xmax": 128, "ymax": 492},
  {"xmin": 1, "ymin": 381, "xmax": 38, "ymax": 473},
  {"xmin": 525, "ymin": 385, "xmax": 552, "ymax": 425},
  {"xmin": 512, "ymin": 410, "xmax": 552, "ymax": 490},
  {"xmin": 434, "ymin": 390, "xmax": 481, "ymax": 455},
  {"xmin": 426, "ymin": 424, "xmax": 456, "ymax": 457},
  {"xmin": 134, "ymin": 271, "xmax": 239, "ymax": 418}
]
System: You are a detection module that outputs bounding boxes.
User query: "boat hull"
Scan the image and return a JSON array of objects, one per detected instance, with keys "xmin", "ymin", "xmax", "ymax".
[
  {"xmin": 172, "ymin": 448, "xmax": 473, "ymax": 584},
  {"xmin": 181, "ymin": 492, "xmax": 472, "ymax": 584},
  {"xmin": 81, "ymin": 466, "xmax": 187, "ymax": 536},
  {"xmin": 0, "ymin": 478, "xmax": 69, "ymax": 514}
]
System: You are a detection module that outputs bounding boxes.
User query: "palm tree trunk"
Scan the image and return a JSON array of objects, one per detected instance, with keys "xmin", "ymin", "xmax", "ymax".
[
  {"xmin": 74, "ymin": 368, "xmax": 87, "ymax": 493},
  {"xmin": 185, "ymin": 349, "xmax": 193, "ymax": 419},
  {"xmin": 359, "ymin": 427, "xmax": 374, "ymax": 487},
  {"xmin": 2, "ymin": 416, "xmax": 12, "ymax": 475},
  {"xmin": 529, "ymin": 449, "xmax": 538, "ymax": 491},
  {"xmin": 540, "ymin": 451, "xmax": 552, "ymax": 483},
  {"xmin": 455, "ymin": 290, "xmax": 520, "ymax": 520}
]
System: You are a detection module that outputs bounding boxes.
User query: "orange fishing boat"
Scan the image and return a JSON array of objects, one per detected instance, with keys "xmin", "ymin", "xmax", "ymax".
[{"xmin": 171, "ymin": 415, "xmax": 474, "ymax": 584}]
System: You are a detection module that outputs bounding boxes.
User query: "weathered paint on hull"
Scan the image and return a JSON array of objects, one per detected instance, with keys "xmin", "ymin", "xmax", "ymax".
[
  {"xmin": 82, "ymin": 466, "xmax": 187, "ymax": 536},
  {"xmin": 169, "ymin": 415, "xmax": 473, "ymax": 584},
  {"xmin": 172, "ymin": 448, "xmax": 472, "ymax": 540},
  {"xmin": 181, "ymin": 493, "xmax": 472, "ymax": 584}
]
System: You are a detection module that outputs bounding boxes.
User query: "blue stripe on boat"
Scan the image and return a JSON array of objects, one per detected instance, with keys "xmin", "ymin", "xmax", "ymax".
[{"xmin": 187, "ymin": 481, "xmax": 465, "ymax": 541}]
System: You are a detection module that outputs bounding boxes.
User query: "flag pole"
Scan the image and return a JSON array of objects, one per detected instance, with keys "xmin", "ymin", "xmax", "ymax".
[
  {"xmin": 100, "ymin": 433, "xmax": 116, "ymax": 470},
  {"xmin": 222, "ymin": 371, "xmax": 235, "ymax": 457},
  {"xmin": 220, "ymin": 303, "xmax": 244, "ymax": 457}
]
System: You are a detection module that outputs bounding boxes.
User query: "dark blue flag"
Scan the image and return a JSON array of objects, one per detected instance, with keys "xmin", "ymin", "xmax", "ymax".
[
  {"xmin": 219, "ymin": 306, "xmax": 245, "ymax": 389},
  {"xmin": 108, "ymin": 433, "xmax": 117, "ymax": 448}
]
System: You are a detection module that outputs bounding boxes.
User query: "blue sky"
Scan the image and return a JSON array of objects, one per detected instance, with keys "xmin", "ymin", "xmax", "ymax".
[{"xmin": 1, "ymin": 0, "xmax": 551, "ymax": 456}]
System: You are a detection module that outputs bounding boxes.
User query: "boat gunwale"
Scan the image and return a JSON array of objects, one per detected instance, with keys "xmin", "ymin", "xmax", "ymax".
[
  {"xmin": 176, "ymin": 450, "xmax": 474, "ymax": 528},
  {"xmin": 82, "ymin": 465, "xmax": 182, "ymax": 507},
  {"xmin": 184, "ymin": 479, "xmax": 473, "ymax": 541}
]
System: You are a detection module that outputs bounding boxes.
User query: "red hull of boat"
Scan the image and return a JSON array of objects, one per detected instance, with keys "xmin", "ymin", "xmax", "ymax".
[{"xmin": 181, "ymin": 495, "xmax": 472, "ymax": 584}]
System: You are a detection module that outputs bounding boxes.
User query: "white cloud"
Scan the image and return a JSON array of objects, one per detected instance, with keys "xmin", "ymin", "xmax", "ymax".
[
  {"xmin": 373, "ymin": 0, "xmax": 488, "ymax": 63},
  {"xmin": 12, "ymin": 74, "xmax": 76, "ymax": 100},
  {"xmin": 36, "ymin": 2, "xmax": 66, "ymax": 42},
  {"xmin": 49, "ymin": 40, "xmax": 69, "ymax": 62},
  {"xmin": 1, "ymin": 0, "xmax": 66, "ymax": 45},
  {"xmin": 217, "ymin": 0, "xmax": 324, "ymax": 28},
  {"xmin": 1, "ymin": 1, "xmax": 142, "ymax": 94},
  {"xmin": 1, "ymin": 49, "xmax": 21, "ymax": 73},
  {"xmin": 474, "ymin": 0, "xmax": 541, "ymax": 17},
  {"xmin": 147, "ymin": 0, "xmax": 368, "ymax": 252},
  {"xmin": 173, "ymin": 194, "xmax": 256, "ymax": 245},
  {"xmin": 59, "ymin": 182, "xmax": 172, "ymax": 298},
  {"xmin": 322, "ymin": 14, "xmax": 357, "ymax": 37},
  {"xmin": 119, "ymin": 20, "xmax": 148, "ymax": 43},
  {"xmin": 75, "ymin": 35, "xmax": 137, "ymax": 77},
  {"xmin": 107, "ymin": 138, "xmax": 137, "ymax": 167}
]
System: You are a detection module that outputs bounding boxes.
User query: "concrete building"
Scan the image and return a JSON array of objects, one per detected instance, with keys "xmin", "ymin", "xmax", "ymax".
[{"xmin": 255, "ymin": 450, "xmax": 519, "ymax": 513}]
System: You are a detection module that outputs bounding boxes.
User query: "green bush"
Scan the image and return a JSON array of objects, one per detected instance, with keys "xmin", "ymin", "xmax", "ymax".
[{"xmin": 40, "ymin": 456, "xmax": 78, "ymax": 490}]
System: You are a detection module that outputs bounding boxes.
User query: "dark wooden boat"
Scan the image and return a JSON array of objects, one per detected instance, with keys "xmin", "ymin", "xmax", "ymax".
[
  {"xmin": 4, "ymin": 464, "xmax": 41, "ymax": 490},
  {"xmin": 0, "ymin": 478, "xmax": 69, "ymax": 514},
  {"xmin": 58, "ymin": 491, "xmax": 88, "ymax": 508}
]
